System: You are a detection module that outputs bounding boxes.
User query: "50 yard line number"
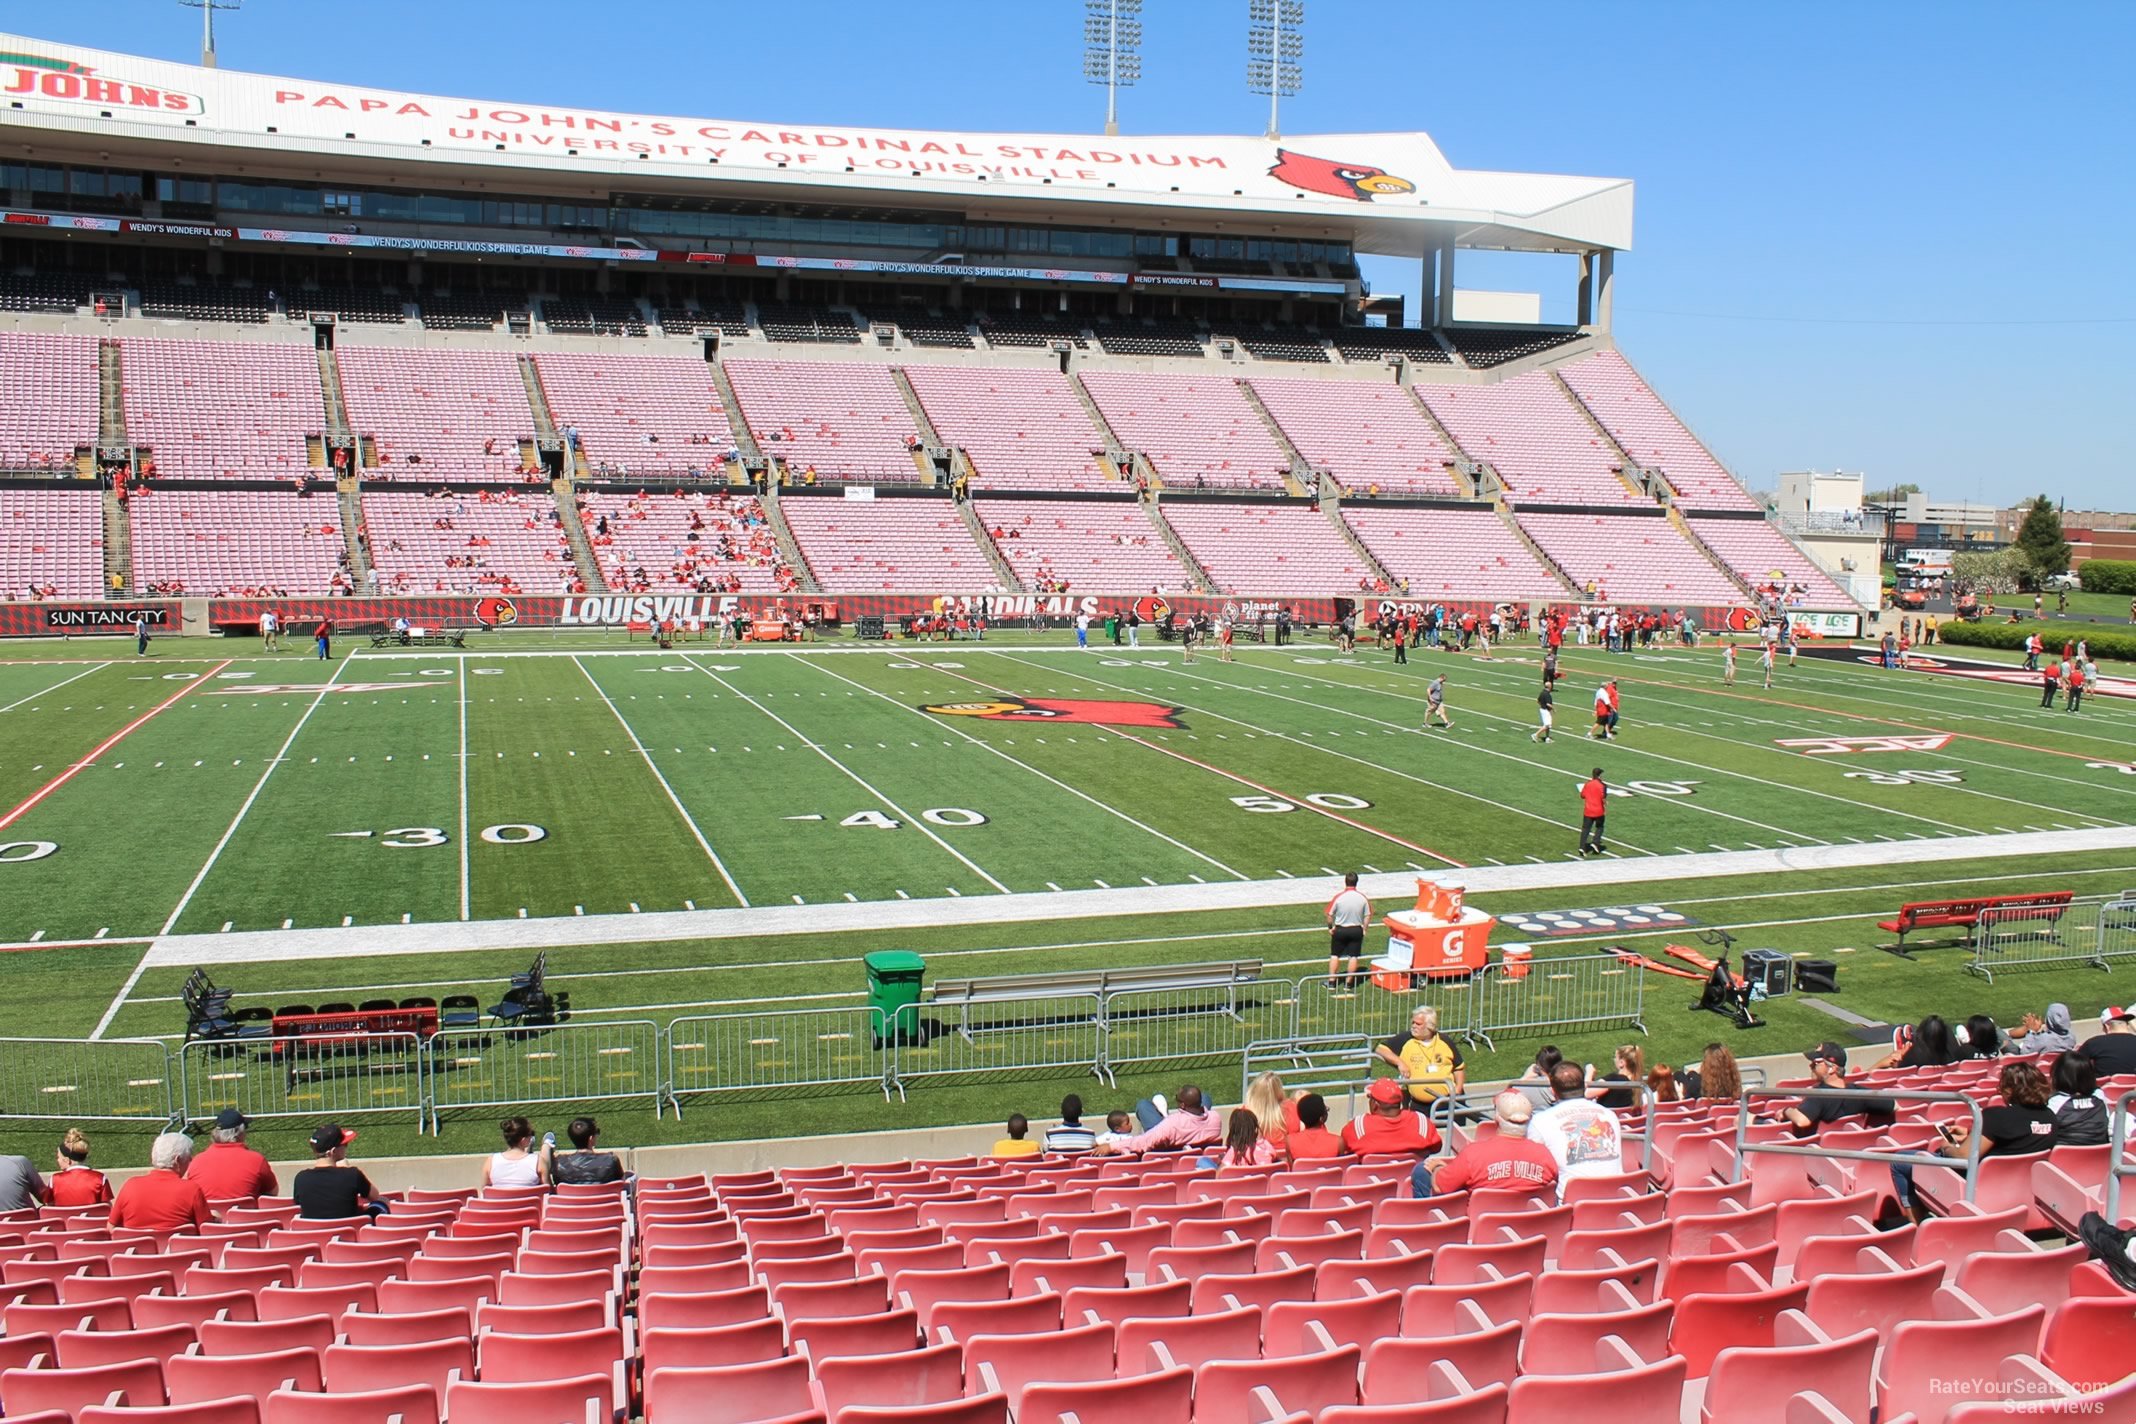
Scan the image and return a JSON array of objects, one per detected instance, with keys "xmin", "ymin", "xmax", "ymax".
[{"xmin": 1232, "ymin": 793, "xmax": 1373, "ymax": 813}]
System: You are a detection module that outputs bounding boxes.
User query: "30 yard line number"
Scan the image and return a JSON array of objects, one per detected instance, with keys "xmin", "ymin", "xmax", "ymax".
[{"xmin": 330, "ymin": 824, "xmax": 549, "ymax": 847}]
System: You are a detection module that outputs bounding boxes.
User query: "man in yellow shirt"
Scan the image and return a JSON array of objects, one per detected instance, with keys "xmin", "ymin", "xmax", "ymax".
[
  {"xmin": 1376, "ymin": 1006, "xmax": 1466, "ymax": 1109},
  {"xmin": 991, "ymin": 1113, "xmax": 1040, "ymax": 1157}
]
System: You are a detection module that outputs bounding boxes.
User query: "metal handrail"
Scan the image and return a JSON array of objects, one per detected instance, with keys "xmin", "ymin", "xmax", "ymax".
[
  {"xmin": 1425, "ymin": 1081, "xmax": 1658, "ymax": 1174},
  {"xmin": 2103, "ymin": 1086, "xmax": 2136, "ymax": 1225},
  {"xmin": 1731, "ymin": 1086, "xmax": 1984, "ymax": 1202}
]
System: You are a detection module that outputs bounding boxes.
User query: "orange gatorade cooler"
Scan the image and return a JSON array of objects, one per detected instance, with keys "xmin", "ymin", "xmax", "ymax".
[{"xmin": 1502, "ymin": 944, "xmax": 1533, "ymax": 981}]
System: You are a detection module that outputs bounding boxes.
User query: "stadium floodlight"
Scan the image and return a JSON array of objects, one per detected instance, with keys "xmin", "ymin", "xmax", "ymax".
[
  {"xmin": 1083, "ymin": 0, "xmax": 1142, "ymax": 137},
  {"xmin": 1246, "ymin": 0, "xmax": 1304, "ymax": 140},
  {"xmin": 179, "ymin": 0, "xmax": 241, "ymax": 68}
]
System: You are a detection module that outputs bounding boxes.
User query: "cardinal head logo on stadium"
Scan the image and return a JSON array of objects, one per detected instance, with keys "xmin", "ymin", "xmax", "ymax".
[
  {"xmin": 473, "ymin": 597, "xmax": 518, "ymax": 627},
  {"xmin": 1268, "ymin": 149, "xmax": 1416, "ymax": 202},
  {"xmin": 922, "ymin": 697, "xmax": 1185, "ymax": 729},
  {"xmin": 1132, "ymin": 595, "xmax": 1173, "ymax": 625}
]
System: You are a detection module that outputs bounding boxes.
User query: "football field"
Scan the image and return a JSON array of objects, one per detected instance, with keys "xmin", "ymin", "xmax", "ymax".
[{"xmin": 2, "ymin": 629, "xmax": 2133, "ymax": 1156}]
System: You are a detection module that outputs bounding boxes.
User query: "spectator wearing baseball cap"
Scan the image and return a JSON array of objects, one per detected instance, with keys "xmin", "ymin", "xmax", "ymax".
[
  {"xmin": 1775, "ymin": 1042, "xmax": 1897, "ymax": 1136},
  {"xmin": 292, "ymin": 1124, "xmax": 384, "ymax": 1219},
  {"xmin": 1342, "ymin": 1077, "xmax": 1442, "ymax": 1196},
  {"xmin": 186, "ymin": 1107, "xmax": 277, "ymax": 1202},
  {"xmin": 2080, "ymin": 1006, "xmax": 2136, "ymax": 1078}
]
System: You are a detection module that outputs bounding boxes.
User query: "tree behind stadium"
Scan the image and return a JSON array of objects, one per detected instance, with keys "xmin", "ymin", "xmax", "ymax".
[{"xmin": 2013, "ymin": 494, "xmax": 2071, "ymax": 590}]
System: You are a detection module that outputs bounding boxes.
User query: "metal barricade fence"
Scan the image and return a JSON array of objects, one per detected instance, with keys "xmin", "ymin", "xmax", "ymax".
[
  {"xmin": 0, "ymin": 1038, "xmax": 177, "ymax": 1128},
  {"xmin": 1967, "ymin": 899, "xmax": 2096, "ymax": 982},
  {"xmin": 889, "ymin": 992, "xmax": 1104, "ymax": 1094},
  {"xmin": 665, "ymin": 1007, "xmax": 893, "ymax": 1111},
  {"xmin": 180, "ymin": 1032, "xmax": 425, "ymax": 1134},
  {"xmin": 1289, "ymin": 974, "xmax": 1479, "ymax": 1055},
  {"xmin": 423, "ymin": 1019, "xmax": 666, "ymax": 1133},
  {"xmin": 1240, "ymin": 1036, "xmax": 1377, "ymax": 1103},
  {"xmin": 1463, "ymin": 951, "xmax": 1646, "ymax": 1051},
  {"xmin": 1730, "ymin": 1088, "xmax": 1984, "ymax": 1203},
  {"xmin": 1100, "ymin": 980, "xmax": 1292, "ymax": 1078}
]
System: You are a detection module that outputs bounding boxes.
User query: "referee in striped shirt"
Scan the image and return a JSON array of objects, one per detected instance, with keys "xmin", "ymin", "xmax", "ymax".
[{"xmin": 1327, "ymin": 872, "xmax": 1372, "ymax": 989}]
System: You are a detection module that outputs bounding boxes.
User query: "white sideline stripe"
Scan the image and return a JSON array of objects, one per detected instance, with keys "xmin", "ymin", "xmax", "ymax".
[
  {"xmin": 134, "ymin": 824, "xmax": 2136, "ymax": 970},
  {"xmin": 684, "ymin": 655, "xmax": 1010, "ymax": 895},
  {"xmin": 92, "ymin": 661, "xmax": 350, "ymax": 1040},
  {"xmin": 0, "ymin": 662, "xmax": 112, "ymax": 714},
  {"xmin": 794, "ymin": 653, "xmax": 1249, "ymax": 883},
  {"xmin": 572, "ymin": 656, "xmax": 749, "ymax": 908},
  {"xmin": 112, "ymin": 858, "xmax": 2136, "ymax": 1003}
]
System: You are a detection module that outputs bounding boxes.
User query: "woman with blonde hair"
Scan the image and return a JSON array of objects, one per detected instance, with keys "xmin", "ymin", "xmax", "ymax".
[
  {"xmin": 48, "ymin": 1128, "xmax": 111, "ymax": 1206},
  {"xmin": 1682, "ymin": 1042, "xmax": 1742, "ymax": 1101},
  {"xmin": 1242, "ymin": 1071, "xmax": 1292, "ymax": 1153},
  {"xmin": 1597, "ymin": 1044, "xmax": 1645, "ymax": 1110}
]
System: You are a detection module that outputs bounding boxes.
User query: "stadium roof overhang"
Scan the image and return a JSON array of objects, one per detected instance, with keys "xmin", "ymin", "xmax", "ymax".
[{"xmin": 0, "ymin": 34, "xmax": 1632, "ymax": 257}]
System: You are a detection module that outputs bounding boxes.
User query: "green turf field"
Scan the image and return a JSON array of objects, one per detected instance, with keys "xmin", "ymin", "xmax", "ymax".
[{"xmin": 1, "ymin": 628, "xmax": 2132, "ymax": 1159}]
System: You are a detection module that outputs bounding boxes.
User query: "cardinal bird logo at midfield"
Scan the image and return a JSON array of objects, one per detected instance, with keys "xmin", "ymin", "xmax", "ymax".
[
  {"xmin": 1133, "ymin": 594, "xmax": 1173, "ymax": 625},
  {"xmin": 922, "ymin": 697, "xmax": 1186, "ymax": 729},
  {"xmin": 1269, "ymin": 149, "xmax": 1417, "ymax": 202},
  {"xmin": 473, "ymin": 596, "xmax": 519, "ymax": 627}
]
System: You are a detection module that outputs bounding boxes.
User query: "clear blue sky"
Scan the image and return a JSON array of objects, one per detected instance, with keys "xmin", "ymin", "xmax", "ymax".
[{"xmin": 7, "ymin": 0, "xmax": 2132, "ymax": 509}]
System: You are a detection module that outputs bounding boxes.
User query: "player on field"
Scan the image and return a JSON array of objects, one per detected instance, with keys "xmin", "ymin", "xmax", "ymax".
[
  {"xmin": 1325, "ymin": 872, "xmax": 1371, "ymax": 990},
  {"xmin": 1760, "ymin": 640, "xmax": 1775, "ymax": 690},
  {"xmin": 1179, "ymin": 615, "xmax": 1198, "ymax": 663},
  {"xmin": 1426, "ymin": 674, "xmax": 1454, "ymax": 730},
  {"xmin": 1534, "ymin": 683, "xmax": 1554, "ymax": 744},
  {"xmin": 1722, "ymin": 642, "xmax": 1736, "ymax": 685},
  {"xmin": 1218, "ymin": 615, "xmax": 1234, "ymax": 662},
  {"xmin": 1578, "ymin": 767, "xmax": 1609, "ymax": 856},
  {"xmin": 1589, "ymin": 680, "xmax": 1619, "ymax": 739}
]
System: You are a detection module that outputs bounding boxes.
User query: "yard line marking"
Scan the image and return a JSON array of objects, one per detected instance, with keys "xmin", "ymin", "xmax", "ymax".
[
  {"xmin": 572, "ymin": 656, "xmax": 748, "ymax": 908},
  {"xmin": 794, "ymin": 654, "xmax": 1249, "ymax": 883},
  {"xmin": 687, "ymin": 656, "xmax": 1008, "ymax": 895},
  {"xmin": 0, "ymin": 660, "xmax": 232, "ymax": 836},
  {"xmin": 0, "ymin": 662, "xmax": 112, "ymax": 715},
  {"xmin": 996, "ymin": 652, "xmax": 1652, "ymax": 853},
  {"xmin": 89, "ymin": 660, "xmax": 326, "ymax": 1041},
  {"xmin": 457, "ymin": 658, "xmax": 471, "ymax": 922}
]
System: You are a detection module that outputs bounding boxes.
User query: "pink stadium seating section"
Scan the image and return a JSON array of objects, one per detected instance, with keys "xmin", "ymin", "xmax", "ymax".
[
  {"xmin": 0, "ymin": 332, "xmax": 98, "ymax": 471},
  {"xmin": 1416, "ymin": 373, "xmax": 1643, "ymax": 507},
  {"xmin": 362, "ymin": 490, "xmax": 574, "ymax": 596},
  {"xmin": 1687, "ymin": 516, "xmax": 1853, "ymax": 606},
  {"xmin": 1518, "ymin": 512, "xmax": 1744, "ymax": 604},
  {"xmin": 0, "ymin": 487, "xmax": 104, "ymax": 599},
  {"xmin": 129, "ymin": 490, "xmax": 344, "ymax": 597},
  {"xmin": 973, "ymin": 498, "xmax": 1190, "ymax": 593},
  {"xmin": 1077, "ymin": 372, "xmax": 1290, "ymax": 492},
  {"xmin": 723, "ymin": 360, "xmax": 923, "ymax": 482},
  {"xmin": 1162, "ymin": 502, "xmax": 1374, "ymax": 595},
  {"xmin": 337, "ymin": 346, "xmax": 535, "ymax": 483},
  {"xmin": 122, "ymin": 339, "xmax": 323, "ymax": 482},
  {"xmin": 1343, "ymin": 506, "xmax": 1569, "ymax": 601},
  {"xmin": 0, "ymin": 1049, "xmax": 2124, "ymax": 1424},
  {"xmin": 780, "ymin": 496, "xmax": 1002, "ymax": 592},
  {"xmin": 1558, "ymin": 352, "xmax": 1759, "ymax": 511},
  {"xmin": 903, "ymin": 366, "xmax": 1110, "ymax": 491},
  {"xmin": 1248, "ymin": 376, "xmax": 1465, "ymax": 497},
  {"xmin": 579, "ymin": 490, "xmax": 790, "ymax": 594},
  {"xmin": 532, "ymin": 353, "xmax": 736, "ymax": 480}
]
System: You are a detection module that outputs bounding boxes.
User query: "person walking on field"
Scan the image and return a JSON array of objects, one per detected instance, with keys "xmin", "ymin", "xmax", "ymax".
[
  {"xmin": 1219, "ymin": 617, "xmax": 1234, "ymax": 663},
  {"xmin": 1534, "ymin": 683, "xmax": 1554, "ymax": 744},
  {"xmin": 1589, "ymin": 680, "xmax": 1619, "ymax": 739},
  {"xmin": 1578, "ymin": 767, "xmax": 1609, "ymax": 857},
  {"xmin": 1326, "ymin": 872, "xmax": 1371, "ymax": 990},
  {"xmin": 1722, "ymin": 642, "xmax": 1736, "ymax": 685},
  {"xmin": 2067, "ymin": 658, "xmax": 2086, "ymax": 713},
  {"xmin": 2042, "ymin": 657, "xmax": 2062, "ymax": 709},
  {"xmin": 1425, "ymin": 673, "xmax": 1453, "ymax": 731},
  {"xmin": 133, "ymin": 614, "xmax": 150, "ymax": 657},
  {"xmin": 314, "ymin": 617, "xmax": 333, "ymax": 660},
  {"xmin": 1761, "ymin": 640, "xmax": 1776, "ymax": 690}
]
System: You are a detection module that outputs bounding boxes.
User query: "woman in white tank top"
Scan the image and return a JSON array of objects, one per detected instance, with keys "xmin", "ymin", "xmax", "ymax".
[{"xmin": 483, "ymin": 1115, "xmax": 550, "ymax": 1189}]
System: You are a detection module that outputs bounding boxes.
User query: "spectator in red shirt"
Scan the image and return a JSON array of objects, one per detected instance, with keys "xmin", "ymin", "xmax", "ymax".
[
  {"xmin": 1285, "ymin": 1094, "xmax": 1346, "ymax": 1161},
  {"xmin": 1425, "ymin": 1090, "xmax": 1559, "ymax": 1199},
  {"xmin": 46, "ymin": 1128, "xmax": 112, "ymax": 1207},
  {"xmin": 1342, "ymin": 1078, "xmax": 1443, "ymax": 1197},
  {"xmin": 187, "ymin": 1108, "xmax": 278, "ymax": 1202},
  {"xmin": 1578, "ymin": 767, "xmax": 1609, "ymax": 857},
  {"xmin": 109, "ymin": 1133, "xmax": 212, "ymax": 1233}
]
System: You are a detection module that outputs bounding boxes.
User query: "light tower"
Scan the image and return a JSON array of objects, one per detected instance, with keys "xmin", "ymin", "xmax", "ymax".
[
  {"xmin": 1246, "ymin": 0, "xmax": 1303, "ymax": 141},
  {"xmin": 1083, "ymin": 0, "xmax": 1142, "ymax": 138},
  {"xmin": 179, "ymin": 0, "xmax": 241, "ymax": 68}
]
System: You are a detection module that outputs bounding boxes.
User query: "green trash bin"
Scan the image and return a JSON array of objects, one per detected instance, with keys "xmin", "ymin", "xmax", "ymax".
[{"xmin": 865, "ymin": 950, "xmax": 927, "ymax": 1048}]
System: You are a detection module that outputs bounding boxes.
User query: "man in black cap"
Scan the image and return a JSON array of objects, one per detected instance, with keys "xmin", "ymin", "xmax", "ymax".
[
  {"xmin": 291, "ymin": 1124, "xmax": 385, "ymax": 1219},
  {"xmin": 187, "ymin": 1107, "xmax": 277, "ymax": 1201},
  {"xmin": 1773, "ymin": 1043, "xmax": 1896, "ymax": 1136}
]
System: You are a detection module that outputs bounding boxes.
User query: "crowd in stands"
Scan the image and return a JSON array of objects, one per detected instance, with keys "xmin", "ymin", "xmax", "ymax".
[{"xmin": 580, "ymin": 489, "xmax": 797, "ymax": 595}]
